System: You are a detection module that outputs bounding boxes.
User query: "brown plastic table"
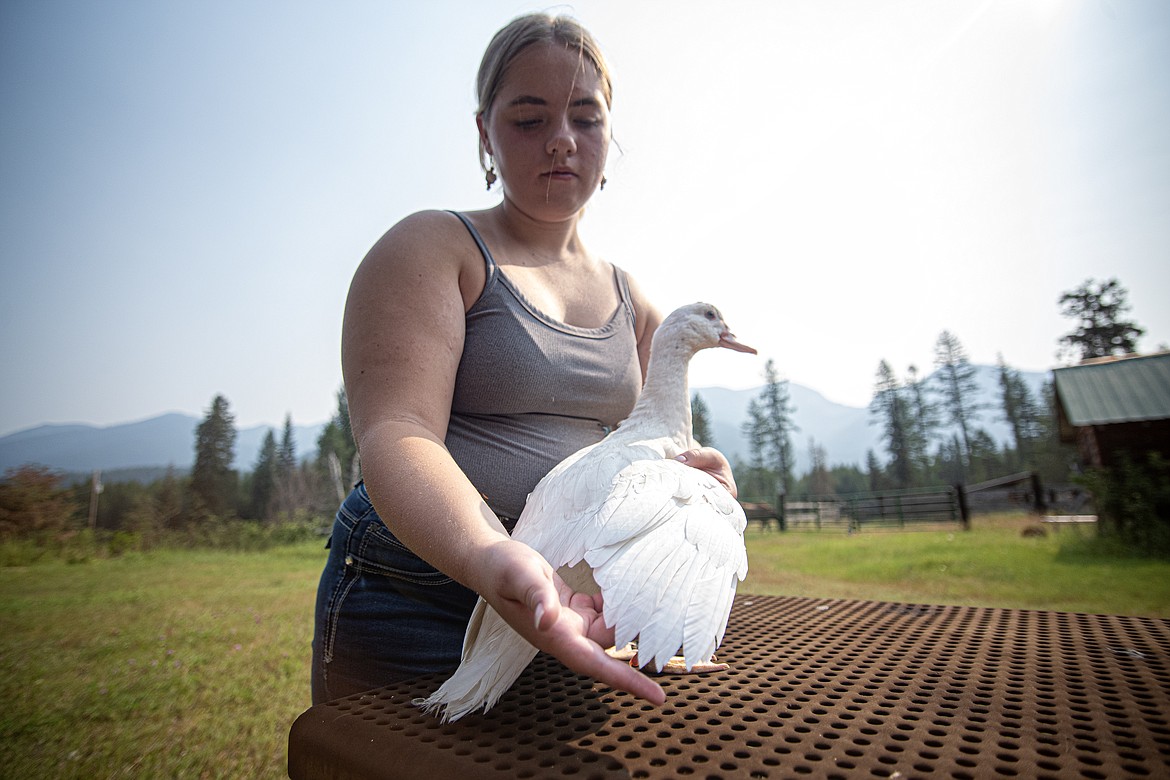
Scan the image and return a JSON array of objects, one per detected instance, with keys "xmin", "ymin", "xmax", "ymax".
[{"xmin": 288, "ymin": 595, "xmax": 1170, "ymax": 779}]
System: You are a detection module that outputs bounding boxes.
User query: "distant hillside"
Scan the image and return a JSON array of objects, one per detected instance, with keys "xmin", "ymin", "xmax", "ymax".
[
  {"xmin": 0, "ymin": 414, "xmax": 326, "ymax": 476},
  {"xmin": 695, "ymin": 384, "xmax": 879, "ymax": 472},
  {"xmin": 1, "ymin": 364, "xmax": 1049, "ymax": 479}
]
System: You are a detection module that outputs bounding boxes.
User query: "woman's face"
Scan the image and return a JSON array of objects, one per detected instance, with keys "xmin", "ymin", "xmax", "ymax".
[{"xmin": 479, "ymin": 42, "xmax": 611, "ymax": 220}]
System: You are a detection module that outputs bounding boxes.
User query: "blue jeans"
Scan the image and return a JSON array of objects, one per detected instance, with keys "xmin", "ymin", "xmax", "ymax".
[{"xmin": 311, "ymin": 482, "xmax": 479, "ymax": 704}]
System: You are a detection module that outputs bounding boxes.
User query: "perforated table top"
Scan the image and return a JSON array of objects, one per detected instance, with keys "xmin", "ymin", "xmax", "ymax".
[{"xmin": 288, "ymin": 596, "xmax": 1170, "ymax": 779}]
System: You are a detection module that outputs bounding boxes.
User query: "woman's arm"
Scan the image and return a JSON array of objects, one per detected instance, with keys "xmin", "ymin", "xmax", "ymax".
[
  {"xmin": 343, "ymin": 212, "xmax": 664, "ymax": 704},
  {"xmin": 343, "ymin": 211, "xmax": 504, "ymax": 583}
]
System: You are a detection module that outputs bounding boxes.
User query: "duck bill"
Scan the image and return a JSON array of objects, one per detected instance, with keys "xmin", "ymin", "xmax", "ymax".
[{"xmin": 719, "ymin": 331, "xmax": 758, "ymax": 354}]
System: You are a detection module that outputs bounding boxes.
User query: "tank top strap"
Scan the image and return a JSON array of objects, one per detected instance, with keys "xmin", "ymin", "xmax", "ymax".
[
  {"xmin": 612, "ymin": 266, "xmax": 636, "ymax": 327},
  {"xmin": 449, "ymin": 210, "xmax": 498, "ymax": 280}
]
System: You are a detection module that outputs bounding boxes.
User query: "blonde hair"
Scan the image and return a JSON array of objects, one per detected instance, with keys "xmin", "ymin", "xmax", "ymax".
[{"xmin": 475, "ymin": 13, "xmax": 613, "ymax": 172}]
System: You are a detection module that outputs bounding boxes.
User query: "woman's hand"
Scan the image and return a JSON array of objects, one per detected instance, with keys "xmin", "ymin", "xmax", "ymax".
[
  {"xmin": 674, "ymin": 447, "xmax": 739, "ymax": 498},
  {"xmin": 477, "ymin": 538, "xmax": 666, "ymax": 705}
]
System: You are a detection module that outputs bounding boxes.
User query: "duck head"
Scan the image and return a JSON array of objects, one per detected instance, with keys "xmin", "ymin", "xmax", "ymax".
[{"xmin": 662, "ymin": 302, "xmax": 758, "ymax": 355}]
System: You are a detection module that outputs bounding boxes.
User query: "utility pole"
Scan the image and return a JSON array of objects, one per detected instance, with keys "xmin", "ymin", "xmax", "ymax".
[{"xmin": 88, "ymin": 470, "xmax": 103, "ymax": 530}]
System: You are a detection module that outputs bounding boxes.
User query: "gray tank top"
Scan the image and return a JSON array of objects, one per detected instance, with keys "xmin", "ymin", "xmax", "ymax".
[{"xmin": 445, "ymin": 211, "xmax": 642, "ymax": 523}]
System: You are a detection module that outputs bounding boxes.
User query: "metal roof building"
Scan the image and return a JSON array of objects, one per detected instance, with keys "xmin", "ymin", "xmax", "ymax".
[{"xmin": 1053, "ymin": 352, "xmax": 1170, "ymax": 468}]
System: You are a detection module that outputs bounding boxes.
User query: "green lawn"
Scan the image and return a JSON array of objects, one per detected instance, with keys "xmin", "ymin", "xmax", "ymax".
[
  {"xmin": 0, "ymin": 542, "xmax": 324, "ymax": 779},
  {"xmin": 743, "ymin": 514, "xmax": 1170, "ymax": 617},
  {"xmin": 1, "ymin": 513, "xmax": 1167, "ymax": 778}
]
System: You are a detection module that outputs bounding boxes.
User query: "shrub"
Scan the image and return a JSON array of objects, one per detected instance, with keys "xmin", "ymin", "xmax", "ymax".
[
  {"xmin": 0, "ymin": 465, "xmax": 82, "ymax": 541},
  {"xmin": 1080, "ymin": 452, "xmax": 1170, "ymax": 556}
]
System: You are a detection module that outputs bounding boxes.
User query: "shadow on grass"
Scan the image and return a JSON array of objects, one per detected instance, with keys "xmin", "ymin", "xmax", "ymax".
[{"xmin": 1054, "ymin": 533, "xmax": 1170, "ymax": 564}]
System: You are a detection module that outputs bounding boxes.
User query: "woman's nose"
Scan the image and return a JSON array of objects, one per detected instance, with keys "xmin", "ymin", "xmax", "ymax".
[{"xmin": 546, "ymin": 119, "xmax": 577, "ymax": 158}]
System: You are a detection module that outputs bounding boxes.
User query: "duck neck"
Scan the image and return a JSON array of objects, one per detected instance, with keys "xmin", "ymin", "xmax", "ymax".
[{"xmin": 624, "ymin": 338, "xmax": 694, "ymax": 449}]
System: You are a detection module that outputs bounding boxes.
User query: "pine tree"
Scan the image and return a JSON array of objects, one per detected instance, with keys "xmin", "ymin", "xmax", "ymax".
[
  {"xmin": 933, "ymin": 331, "xmax": 984, "ymax": 477},
  {"xmin": 904, "ymin": 364, "xmax": 938, "ymax": 483},
  {"xmin": 870, "ymin": 361, "xmax": 913, "ymax": 488},
  {"xmin": 1058, "ymin": 278, "xmax": 1144, "ymax": 360},
  {"xmin": 191, "ymin": 394, "xmax": 237, "ymax": 517},
  {"xmin": 740, "ymin": 398, "xmax": 774, "ymax": 497},
  {"xmin": 279, "ymin": 414, "xmax": 297, "ymax": 475},
  {"xmin": 691, "ymin": 392, "xmax": 715, "ymax": 448},
  {"xmin": 274, "ymin": 413, "xmax": 301, "ymax": 519},
  {"xmin": 741, "ymin": 399, "xmax": 765, "ymax": 468},
  {"xmin": 865, "ymin": 450, "xmax": 882, "ymax": 492},
  {"xmin": 996, "ymin": 354, "xmax": 1042, "ymax": 470},
  {"xmin": 757, "ymin": 359, "xmax": 798, "ymax": 494},
  {"xmin": 250, "ymin": 429, "xmax": 278, "ymax": 520},
  {"xmin": 806, "ymin": 438, "xmax": 832, "ymax": 496}
]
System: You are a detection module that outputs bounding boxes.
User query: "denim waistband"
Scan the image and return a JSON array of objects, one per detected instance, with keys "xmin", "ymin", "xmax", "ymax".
[
  {"xmin": 336, "ymin": 481, "xmax": 376, "ymax": 533},
  {"xmin": 338, "ymin": 481, "xmax": 517, "ymax": 533}
]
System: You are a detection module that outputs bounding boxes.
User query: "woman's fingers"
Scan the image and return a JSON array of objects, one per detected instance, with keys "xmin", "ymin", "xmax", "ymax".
[
  {"xmin": 674, "ymin": 446, "xmax": 738, "ymax": 497},
  {"xmin": 481, "ymin": 540, "xmax": 665, "ymax": 705}
]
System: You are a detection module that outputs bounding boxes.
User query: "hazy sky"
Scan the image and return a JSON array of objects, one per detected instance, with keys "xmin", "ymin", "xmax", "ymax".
[{"xmin": 2, "ymin": 0, "xmax": 1168, "ymax": 437}]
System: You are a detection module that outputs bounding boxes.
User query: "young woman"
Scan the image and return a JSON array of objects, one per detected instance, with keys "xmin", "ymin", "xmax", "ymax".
[{"xmin": 312, "ymin": 13, "xmax": 736, "ymax": 706}]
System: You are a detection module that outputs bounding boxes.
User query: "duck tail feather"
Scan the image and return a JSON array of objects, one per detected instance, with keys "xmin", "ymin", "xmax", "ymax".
[{"xmin": 418, "ymin": 604, "xmax": 538, "ymax": 723}]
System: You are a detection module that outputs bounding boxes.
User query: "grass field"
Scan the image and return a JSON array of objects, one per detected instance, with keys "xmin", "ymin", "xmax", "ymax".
[
  {"xmin": 1, "ymin": 513, "xmax": 1168, "ymax": 778},
  {"xmin": 744, "ymin": 514, "xmax": 1170, "ymax": 616},
  {"xmin": 0, "ymin": 542, "xmax": 323, "ymax": 779}
]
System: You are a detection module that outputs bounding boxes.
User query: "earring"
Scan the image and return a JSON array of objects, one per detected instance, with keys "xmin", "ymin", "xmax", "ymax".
[
  {"xmin": 485, "ymin": 158, "xmax": 497, "ymax": 190},
  {"xmin": 600, "ymin": 176, "xmax": 607, "ymax": 191}
]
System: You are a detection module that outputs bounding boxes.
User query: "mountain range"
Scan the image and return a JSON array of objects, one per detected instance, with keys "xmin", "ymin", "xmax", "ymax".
[
  {"xmin": 0, "ymin": 415, "xmax": 327, "ymax": 482},
  {"xmin": 0, "ymin": 365, "xmax": 1050, "ymax": 481}
]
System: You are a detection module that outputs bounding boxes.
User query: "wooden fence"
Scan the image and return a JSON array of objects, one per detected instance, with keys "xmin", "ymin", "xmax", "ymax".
[
  {"xmin": 740, "ymin": 472, "xmax": 1091, "ymax": 533},
  {"xmin": 741, "ymin": 485, "xmax": 969, "ymax": 533}
]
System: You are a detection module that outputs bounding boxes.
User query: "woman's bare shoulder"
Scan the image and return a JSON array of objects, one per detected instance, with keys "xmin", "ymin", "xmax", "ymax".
[
  {"xmin": 620, "ymin": 269, "xmax": 663, "ymax": 334},
  {"xmin": 350, "ymin": 209, "xmax": 486, "ymax": 315},
  {"xmin": 366, "ymin": 209, "xmax": 473, "ymax": 265}
]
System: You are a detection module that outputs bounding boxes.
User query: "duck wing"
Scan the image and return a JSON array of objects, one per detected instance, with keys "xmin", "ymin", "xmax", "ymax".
[
  {"xmin": 512, "ymin": 440, "xmax": 663, "ymax": 559},
  {"xmin": 518, "ymin": 449, "xmax": 748, "ymax": 672}
]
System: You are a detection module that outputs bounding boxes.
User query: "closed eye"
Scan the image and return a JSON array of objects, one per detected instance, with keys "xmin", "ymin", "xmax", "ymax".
[{"xmin": 573, "ymin": 113, "xmax": 603, "ymax": 127}]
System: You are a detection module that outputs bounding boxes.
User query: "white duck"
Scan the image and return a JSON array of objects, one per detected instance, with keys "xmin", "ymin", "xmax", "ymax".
[{"xmin": 420, "ymin": 303, "xmax": 756, "ymax": 722}]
